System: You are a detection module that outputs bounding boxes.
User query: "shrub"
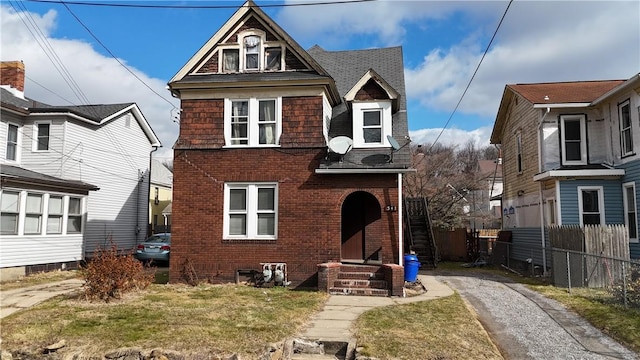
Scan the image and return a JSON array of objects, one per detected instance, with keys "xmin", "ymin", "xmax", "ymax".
[{"xmin": 82, "ymin": 244, "xmax": 154, "ymax": 302}]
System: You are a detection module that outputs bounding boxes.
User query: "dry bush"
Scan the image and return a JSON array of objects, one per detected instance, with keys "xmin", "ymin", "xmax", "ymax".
[{"xmin": 82, "ymin": 244, "xmax": 153, "ymax": 302}]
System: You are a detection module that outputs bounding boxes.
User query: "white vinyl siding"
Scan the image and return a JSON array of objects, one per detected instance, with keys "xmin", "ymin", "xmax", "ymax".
[
  {"xmin": 224, "ymin": 183, "xmax": 278, "ymax": 240},
  {"xmin": 560, "ymin": 115, "xmax": 587, "ymax": 165}
]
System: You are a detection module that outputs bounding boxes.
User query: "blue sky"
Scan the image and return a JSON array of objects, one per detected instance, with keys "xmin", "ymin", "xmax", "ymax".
[{"xmin": 2, "ymin": 0, "xmax": 639, "ymax": 161}]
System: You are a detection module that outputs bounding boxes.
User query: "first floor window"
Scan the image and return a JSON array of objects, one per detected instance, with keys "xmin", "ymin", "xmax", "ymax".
[
  {"xmin": 578, "ymin": 187, "xmax": 603, "ymax": 226},
  {"xmin": 67, "ymin": 197, "xmax": 82, "ymax": 233},
  {"xmin": 1, "ymin": 191, "xmax": 20, "ymax": 235},
  {"xmin": 225, "ymin": 183, "xmax": 277, "ymax": 239},
  {"xmin": 25, "ymin": 193, "xmax": 43, "ymax": 234},
  {"xmin": 624, "ymin": 183, "xmax": 637, "ymax": 240},
  {"xmin": 46, "ymin": 195, "xmax": 63, "ymax": 234}
]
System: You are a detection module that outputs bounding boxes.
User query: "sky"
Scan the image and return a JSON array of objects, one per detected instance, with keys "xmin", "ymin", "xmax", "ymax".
[{"xmin": 1, "ymin": 0, "xmax": 639, "ymax": 161}]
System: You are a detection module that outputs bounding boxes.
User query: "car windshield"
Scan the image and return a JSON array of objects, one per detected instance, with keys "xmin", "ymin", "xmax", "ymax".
[{"xmin": 146, "ymin": 234, "xmax": 170, "ymax": 243}]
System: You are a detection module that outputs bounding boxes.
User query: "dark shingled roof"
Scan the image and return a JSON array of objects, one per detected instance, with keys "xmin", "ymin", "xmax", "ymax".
[
  {"xmin": 1, "ymin": 164, "xmax": 99, "ymax": 191},
  {"xmin": 308, "ymin": 45, "xmax": 410, "ymax": 170},
  {"xmin": 175, "ymin": 71, "xmax": 331, "ymax": 84}
]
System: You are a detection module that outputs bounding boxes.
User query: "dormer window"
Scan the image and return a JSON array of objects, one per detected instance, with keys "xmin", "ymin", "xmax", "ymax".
[
  {"xmin": 352, "ymin": 101, "xmax": 392, "ymax": 148},
  {"xmin": 244, "ymin": 36, "xmax": 260, "ymax": 70}
]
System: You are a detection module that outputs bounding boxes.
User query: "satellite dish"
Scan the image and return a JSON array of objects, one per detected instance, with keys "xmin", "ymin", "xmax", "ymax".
[
  {"xmin": 328, "ymin": 136, "xmax": 353, "ymax": 155},
  {"xmin": 387, "ymin": 135, "xmax": 401, "ymax": 151}
]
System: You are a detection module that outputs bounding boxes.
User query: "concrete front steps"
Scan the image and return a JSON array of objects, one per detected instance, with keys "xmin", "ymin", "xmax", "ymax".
[{"xmin": 328, "ymin": 265, "xmax": 389, "ymax": 297}]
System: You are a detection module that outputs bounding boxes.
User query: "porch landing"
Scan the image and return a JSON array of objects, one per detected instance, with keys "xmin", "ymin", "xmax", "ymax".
[{"xmin": 318, "ymin": 263, "xmax": 404, "ymax": 297}]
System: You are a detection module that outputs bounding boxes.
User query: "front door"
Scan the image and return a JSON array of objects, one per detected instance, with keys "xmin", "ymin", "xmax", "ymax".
[{"xmin": 341, "ymin": 191, "xmax": 381, "ymax": 262}]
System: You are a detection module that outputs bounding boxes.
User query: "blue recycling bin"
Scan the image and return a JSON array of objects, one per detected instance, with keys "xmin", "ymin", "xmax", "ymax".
[{"xmin": 403, "ymin": 254, "xmax": 421, "ymax": 282}]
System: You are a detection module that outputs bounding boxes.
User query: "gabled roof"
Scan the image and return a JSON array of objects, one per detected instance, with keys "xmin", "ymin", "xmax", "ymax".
[
  {"xmin": 1, "ymin": 89, "xmax": 161, "ymax": 147},
  {"xmin": 344, "ymin": 69, "xmax": 400, "ymax": 112},
  {"xmin": 1, "ymin": 164, "xmax": 99, "ymax": 191},
  {"xmin": 491, "ymin": 79, "xmax": 625, "ymax": 144}
]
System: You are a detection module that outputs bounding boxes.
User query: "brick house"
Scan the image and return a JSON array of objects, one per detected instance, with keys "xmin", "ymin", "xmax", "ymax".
[{"xmin": 167, "ymin": 1, "xmax": 412, "ymax": 293}]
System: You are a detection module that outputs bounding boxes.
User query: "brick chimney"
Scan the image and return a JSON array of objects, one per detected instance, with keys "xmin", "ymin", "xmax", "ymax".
[{"xmin": 1, "ymin": 61, "xmax": 25, "ymax": 92}]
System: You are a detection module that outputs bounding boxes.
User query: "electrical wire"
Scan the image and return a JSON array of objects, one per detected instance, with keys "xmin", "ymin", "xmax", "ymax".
[
  {"xmin": 25, "ymin": 75, "xmax": 77, "ymax": 105},
  {"xmin": 27, "ymin": 0, "xmax": 375, "ymax": 9},
  {"xmin": 425, "ymin": 0, "xmax": 514, "ymax": 154}
]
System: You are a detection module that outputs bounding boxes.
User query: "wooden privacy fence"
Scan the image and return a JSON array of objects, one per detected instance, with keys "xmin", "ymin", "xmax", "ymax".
[{"xmin": 549, "ymin": 224, "xmax": 630, "ymax": 288}]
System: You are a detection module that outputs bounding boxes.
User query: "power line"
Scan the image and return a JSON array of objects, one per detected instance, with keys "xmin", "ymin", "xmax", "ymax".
[
  {"xmin": 59, "ymin": 1, "xmax": 178, "ymax": 110},
  {"xmin": 26, "ymin": 75, "xmax": 77, "ymax": 105},
  {"xmin": 27, "ymin": 0, "xmax": 375, "ymax": 9},
  {"xmin": 426, "ymin": 0, "xmax": 513, "ymax": 153}
]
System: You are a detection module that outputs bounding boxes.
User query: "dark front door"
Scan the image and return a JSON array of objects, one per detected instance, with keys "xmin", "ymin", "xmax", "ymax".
[{"xmin": 341, "ymin": 191, "xmax": 381, "ymax": 262}]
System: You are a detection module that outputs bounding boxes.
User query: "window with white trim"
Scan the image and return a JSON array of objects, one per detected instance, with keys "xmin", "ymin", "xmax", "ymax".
[
  {"xmin": 560, "ymin": 115, "xmax": 587, "ymax": 165},
  {"xmin": 545, "ymin": 198, "xmax": 557, "ymax": 226},
  {"xmin": 352, "ymin": 101, "xmax": 392, "ymax": 148},
  {"xmin": 6, "ymin": 123, "xmax": 20, "ymax": 161},
  {"xmin": 0, "ymin": 191, "xmax": 20, "ymax": 235},
  {"xmin": 46, "ymin": 195, "xmax": 64, "ymax": 234},
  {"xmin": 67, "ymin": 197, "xmax": 83, "ymax": 233},
  {"xmin": 623, "ymin": 182, "xmax": 637, "ymax": 241},
  {"xmin": 224, "ymin": 98, "xmax": 280, "ymax": 147},
  {"xmin": 619, "ymin": 100, "xmax": 633, "ymax": 157},
  {"xmin": 220, "ymin": 32, "xmax": 283, "ymax": 73},
  {"xmin": 24, "ymin": 193, "xmax": 43, "ymax": 234},
  {"xmin": 34, "ymin": 122, "xmax": 50, "ymax": 151},
  {"xmin": 578, "ymin": 186, "xmax": 604, "ymax": 226},
  {"xmin": 516, "ymin": 131, "xmax": 523, "ymax": 173},
  {"xmin": 224, "ymin": 183, "xmax": 277, "ymax": 239}
]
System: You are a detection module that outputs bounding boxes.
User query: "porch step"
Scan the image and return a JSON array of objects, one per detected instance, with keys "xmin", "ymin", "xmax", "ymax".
[{"xmin": 330, "ymin": 264, "xmax": 389, "ymax": 297}]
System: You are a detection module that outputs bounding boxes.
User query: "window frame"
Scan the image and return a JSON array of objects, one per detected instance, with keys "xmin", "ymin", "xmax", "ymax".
[
  {"xmin": 577, "ymin": 186, "xmax": 605, "ymax": 226},
  {"xmin": 623, "ymin": 182, "xmax": 638, "ymax": 242},
  {"xmin": 619, "ymin": 99, "xmax": 634, "ymax": 157},
  {"xmin": 0, "ymin": 190, "xmax": 20, "ymax": 235},
  {"xmin": 5, "ymin": 122, "xmax": 21, "ymax": 162},
  {"xmin": 352, "ymin": 101, "xmax": 392, "ymax": 148},
  {"xmin": 24, "ymin": 192, "xmax": 43, "ymax": 235},
  {"xmin": 224, "ymin": 97, "xmax": 282, "ymax": 147},
  {"xmin": 218, "ymin": 32, "xmax": 284, "ymax": 73},
  {"xmin": 46, "ymin": 195, "xmax": 64, "ymax": 235},
  {"xmin": 33, "ymin": 121, "xmax": 51, "ymax": 152},
  {"xmin": 515, "ymin": 131, "xmax": 523, "ymax": 174},
  {"xmin": 560, "ymin": 114, "xmax": 588, "ymax": 165},
  {"xmin": 223, "ymin": 183, "xmax": 278, "ymax": 240},
  {"xmin": 67, "ymin": 197, "xmax": 83, "ymax": 234}
]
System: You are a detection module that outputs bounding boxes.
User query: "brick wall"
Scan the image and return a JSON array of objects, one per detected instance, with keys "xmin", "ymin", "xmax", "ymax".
[
  {"xmin": 0, "ymin": 61, "xmax": 25, "ymax": 92},
  {"xmin": 169, "ymin": 148, "xmax": 400, "ymax": 287}
]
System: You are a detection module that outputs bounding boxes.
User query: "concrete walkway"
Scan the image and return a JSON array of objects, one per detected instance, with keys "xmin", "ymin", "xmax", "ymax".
[
  {"xmin": 299, "ymin": 274, "xmax": 454, "ymax": 342},
  {"xmin": 0, "ymin": 279, "xmax": 84, "ymax": 319}
]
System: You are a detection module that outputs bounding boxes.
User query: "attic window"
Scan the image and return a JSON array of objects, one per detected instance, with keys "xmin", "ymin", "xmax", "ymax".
[
  {"xmin": 244, "ymin": 36, "xmax": 260, "ymax": 70},
  {"xmin": 265, "ymin": 47, "xmax": 281, "ymax": 70},
  {"xmin": 223, "ymin": 49, "xmax": 239, "ymax": 72}
]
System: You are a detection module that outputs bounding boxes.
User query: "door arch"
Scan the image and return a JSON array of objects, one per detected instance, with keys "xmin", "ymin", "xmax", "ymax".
[{"xmin": 341, "ymin": 191, "xmax": 382, "ymax": 262}]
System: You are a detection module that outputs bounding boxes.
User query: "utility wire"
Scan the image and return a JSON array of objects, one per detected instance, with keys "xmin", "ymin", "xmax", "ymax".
[
  {"xmin": 26, "ymin": 75, "xmax": 77, "ymax": 105},
  {"xmin": 425, "ymin": 0, "xmax": 513, "ymax": 154},
  {"xmin": 59, "ymin": 1, "xmax": 178, "ymax": 110},
  {"xmin": 27, "ymin": 0, "xmax": 375, "ymax": 9}
]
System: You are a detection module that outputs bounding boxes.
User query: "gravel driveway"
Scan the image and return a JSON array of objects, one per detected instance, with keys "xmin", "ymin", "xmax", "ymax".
[{"xmin": 436, "ymin": 272, "xmax": 638, "ymax": 360}]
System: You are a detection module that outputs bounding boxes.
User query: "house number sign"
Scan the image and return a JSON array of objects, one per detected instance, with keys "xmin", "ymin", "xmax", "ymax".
[{"xmin": 385, "ymin": 205, "xmax": 397, "ymax": 212}]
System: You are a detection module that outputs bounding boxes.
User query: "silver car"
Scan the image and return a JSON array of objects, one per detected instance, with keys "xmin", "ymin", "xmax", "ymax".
[{"xmin": 135, "ymin": 233, "xmax": 171, "ymax": 264}]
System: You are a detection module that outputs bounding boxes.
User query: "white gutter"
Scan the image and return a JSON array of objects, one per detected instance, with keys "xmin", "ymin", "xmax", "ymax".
[
  {"xmin": 398, "ymin": 172, "xmax": 403, "ymax": 266},
  {"xmin": 533, "ymin": 168, "xmax": 625, "ymax": 181},
  {"xmin": 533, "ymin": 103, "xmax": 591, "ymax": 109},
  {"xmin": 315, "ymin": 168, "xmax": 416, "ymax": 174},
  {"xmin": 537, "ymin": 107, "xmax": 550, "ymax": 276}
]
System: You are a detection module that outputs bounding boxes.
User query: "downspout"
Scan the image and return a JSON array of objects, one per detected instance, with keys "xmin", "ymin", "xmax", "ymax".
[
  {"xmin": 538, "ymin": 107, "xmax": 550, "ymax": 275},
  {"xmin": 398, "ymin": 172, "xmax": 403, "ymax": 266},
  {"xmin": 144, "ymin": 146, "xmax": 159, "ymax": 239}
]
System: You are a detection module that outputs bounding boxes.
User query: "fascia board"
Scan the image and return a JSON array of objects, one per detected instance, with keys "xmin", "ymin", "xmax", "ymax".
[
  {"xmin": 532, "ymin": 103, "xmax": 591, "ymax": 109},
  {"xmin": 533, "ymin": 169, "xmax": 625, "ymax": 181}
]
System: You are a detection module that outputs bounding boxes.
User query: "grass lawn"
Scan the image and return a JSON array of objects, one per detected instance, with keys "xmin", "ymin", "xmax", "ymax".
[
  {"xmin": 0, "ymin": 270, "xmax": 81, "ymax": 291},
  {"xmin": 354, "ymin": 293, "xmax": 502, "ymax": 359},
  {"xmin": 1, "ymin": 283, "xmax": 328, "ymax": 358}
]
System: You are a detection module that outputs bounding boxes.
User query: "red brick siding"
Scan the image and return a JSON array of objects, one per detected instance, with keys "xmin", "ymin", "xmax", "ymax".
[{"xmin": 169, "ymin": 148, "xmax": 400, "ymax": 287}]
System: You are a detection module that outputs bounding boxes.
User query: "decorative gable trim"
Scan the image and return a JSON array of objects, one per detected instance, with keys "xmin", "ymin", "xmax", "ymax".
[
  {"xmin": 345, "ymin": 69, "xmax": 399, "ymax": 112},
  {"xmin": 169, "ymin": 0, "xmax": 331, "ymax": 83}
]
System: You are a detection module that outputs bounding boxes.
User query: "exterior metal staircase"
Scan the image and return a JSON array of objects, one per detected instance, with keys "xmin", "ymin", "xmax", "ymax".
[
  {"xmin": 328, "ymin": 265, "xmax": 389, "ymax": 297},
  {"xmin": 404, "ymin": 197, "xmax": 438, "ymax": 269}
]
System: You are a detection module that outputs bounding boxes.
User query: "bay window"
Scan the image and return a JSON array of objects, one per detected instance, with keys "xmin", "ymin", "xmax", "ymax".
[{"xmin": 34, "ymin": 122, "xmax": 50, "ymax": 151}]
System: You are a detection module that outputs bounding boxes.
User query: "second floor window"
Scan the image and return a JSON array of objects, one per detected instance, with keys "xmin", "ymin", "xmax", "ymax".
[
  {"xmin": 560, "ymin": 115, "xmax": 587, "ymax": 165},
  {"xmin": 516, "ymin": 132, "xmax": 523, "ymax": 173},
  {"xmin": 620, "ymin": 100, "xmax": 633, "ymax": 157},
  {"xmin": 35, "ymin": 122, "xmax": 50, "ymax": 151},
  {"xmin": 6, "ymin": 123, "xmax": 19, "ymax": 161},
  {"xmin": 352, "ymin": 101, "xmax": 392, "ymax": 148},
  {"xmin": 225, "ymin": 98, "xmax": 280, "ymax": 147}
]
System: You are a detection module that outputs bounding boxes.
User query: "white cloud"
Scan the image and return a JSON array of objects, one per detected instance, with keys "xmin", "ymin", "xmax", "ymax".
[
  {"xmin": 0, "ymin": 5, "xmax": 178, "ymax": 160},
  {"xmin": 409, "ymin": 126, "xmax": 493, "ymax": 149}
]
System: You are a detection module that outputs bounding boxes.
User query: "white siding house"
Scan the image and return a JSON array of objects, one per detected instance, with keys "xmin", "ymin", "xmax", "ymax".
[{"xmin": 0, "ymin": 61, "xmax": 161, "ymax": 280}]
